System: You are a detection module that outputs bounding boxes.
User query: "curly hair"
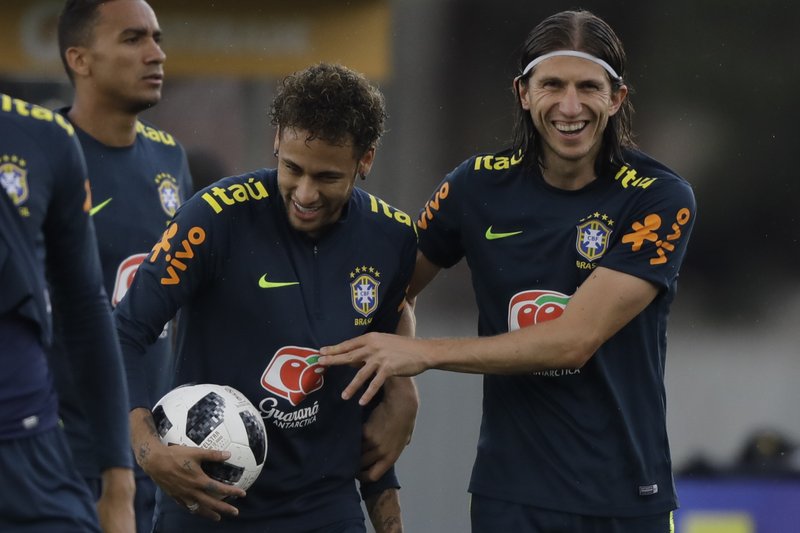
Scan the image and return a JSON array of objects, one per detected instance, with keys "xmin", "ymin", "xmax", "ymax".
[
  {"xmin": 269, "ymin": 63, "xmax": 387, "ymax": 156},
  {"xmin": 512, "ymin": 10, "xmax": 635, "ymax": 174}
]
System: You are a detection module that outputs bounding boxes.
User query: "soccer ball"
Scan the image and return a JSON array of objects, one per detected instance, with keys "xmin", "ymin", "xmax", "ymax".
[{"xmin": 152, "ymin": 383, "xmax": 268, "ymax": 491}]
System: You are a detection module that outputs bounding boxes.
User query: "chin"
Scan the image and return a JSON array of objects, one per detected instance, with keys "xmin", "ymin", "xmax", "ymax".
[{"xmin": 129, "ymin": 96, "xmax": 161, "ymax": 114}]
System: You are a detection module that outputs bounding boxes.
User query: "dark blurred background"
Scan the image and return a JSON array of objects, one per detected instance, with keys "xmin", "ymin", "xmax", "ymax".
[{"xmin": 3, "ymin": 1, "xmax": 799, "ymax": 531}]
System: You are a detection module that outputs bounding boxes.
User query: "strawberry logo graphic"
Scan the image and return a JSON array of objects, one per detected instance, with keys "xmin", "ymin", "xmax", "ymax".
[
  {"xmin": 112, "ymin": 253, "xmax": 148, "ymax": 307},
  {"xmin": 261, "ymin": 346, "xmax": 325, "ymax": 406},
  {"xmin": 508, "ymin": 289, "xmax": 571, "ymax": 331}
]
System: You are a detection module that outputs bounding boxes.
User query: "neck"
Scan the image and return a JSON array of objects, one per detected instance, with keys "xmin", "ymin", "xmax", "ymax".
[
  {"xmin": 68, "ymin": 93, "xmax": 140, "ymax": 147},
  {"xmin": 540, "ymin": 158, "xmax": 597, "ymax": 191}
]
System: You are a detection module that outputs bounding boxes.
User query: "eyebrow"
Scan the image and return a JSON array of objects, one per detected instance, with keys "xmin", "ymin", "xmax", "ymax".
[
  {"xmin": 536, "ymin": 74, "xmax": 606, "ymax": 86},
  {"xmin": 119, "ymin": 27, "xmax": 162, "ymax": 39},
  {"xmin": 281, "ymin": 158, "xmax": 347, "ymax": 179}
]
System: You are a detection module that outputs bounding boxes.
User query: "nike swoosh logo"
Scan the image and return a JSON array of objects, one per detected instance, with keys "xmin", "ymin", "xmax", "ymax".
[
  {"xmin": 89, "ymin": 197, "xmax": 113, "ymax": 216},
  {"xmin": 258, "ymin": 274, "xmax": 299, "ymax": 289},
  {"xmin": 485, "ymin": 226, "xmax": 523, "ymax": 240}
]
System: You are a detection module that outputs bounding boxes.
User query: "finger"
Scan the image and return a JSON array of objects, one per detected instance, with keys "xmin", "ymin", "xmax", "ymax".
[
  {"xmin": 360, "ymin": 458, "xmax": 392, "ymax": 483},
  {"xmin": 357, "ymin": 371, "xmax": 387, "ymax": 406},
  {"xmin": 319, "ymin": 338, "xmax": 360, "ymax": 359},
  {"xmin": 196, "ymin": 492, "xmax": 239, "ymax": 518},
  {"xmin": 360, "ymin": 446, "xmax": 383, "ymax": 469},
  {"xmin": 192, "ymin": 448, "xmax": 231, "ymax": 463},
  {"xmin": 202, "ymin": 478, "xmax": 247, "ymax": 501},
  {"xmin": 340, "ymin": 364, "xmax": 378, "ymax": 401},
  {"xmin": 194, "ymin": 505, "xmax": 222, "ymax": 522}
]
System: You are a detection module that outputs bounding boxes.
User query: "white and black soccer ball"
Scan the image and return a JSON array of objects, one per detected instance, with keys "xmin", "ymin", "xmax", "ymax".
[{"xmin": 152, "ymin": 383, "xmax": 268, "ymax": 491}]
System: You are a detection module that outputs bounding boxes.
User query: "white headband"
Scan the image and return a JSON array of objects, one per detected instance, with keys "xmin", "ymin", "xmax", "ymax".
[{"xmin": 519, "ymin": 50, "xmax": 622, "ymax": 81}]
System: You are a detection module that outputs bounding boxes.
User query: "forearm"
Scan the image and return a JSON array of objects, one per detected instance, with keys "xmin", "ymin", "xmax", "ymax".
[
  {"xmin": 365, "ymin": 488, "xmax": 403, "ymax": 533},
  {"xmin": 129, "ymin": 407, "xmax": 164, "ymax": 472},
  {"xmin": 58, "ymin": 295, "xmax": 133, "ymax": 469},
  {"xmin": 424, "ymin": 322, "xmax": 586, "ymax": 374}
]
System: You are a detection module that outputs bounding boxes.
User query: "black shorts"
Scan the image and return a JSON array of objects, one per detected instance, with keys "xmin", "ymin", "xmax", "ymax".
[
  {"xmin": 471, "ymin": 494, "xmax": 674, "ymax": 533},
  {"xmin": 153, "ymin": 494, "xmax": 366, "ymax": 533},
  {"xmin": 0, "ymin": 427, "xmax": 100, "ymax": 533}
]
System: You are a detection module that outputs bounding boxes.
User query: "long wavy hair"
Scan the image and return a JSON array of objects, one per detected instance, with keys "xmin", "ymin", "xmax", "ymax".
[{"xmin": 511, "ymin": 10, "xmax": 635, "ymax": 175}]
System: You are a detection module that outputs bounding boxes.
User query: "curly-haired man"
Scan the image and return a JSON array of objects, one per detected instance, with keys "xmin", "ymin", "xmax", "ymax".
[{"xmin": 115, "ymin": 63, "xmax": 418, "ymax": 533}]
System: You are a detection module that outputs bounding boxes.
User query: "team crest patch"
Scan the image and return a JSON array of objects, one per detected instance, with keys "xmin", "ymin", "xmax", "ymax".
[
  {"xmin": 576, "ymin": 217, "xmax": 612, "ymax": 261},
  {"xmin": 350, "ymin": 266, "xmax": 380, "ymax": 317},
  {"xmin": 0, "ymin": 156, "xmax": 29, "ymax": 206},
  {"xmin": 155, "ymin": 172, "xmax": 181, "ymax": 217}
]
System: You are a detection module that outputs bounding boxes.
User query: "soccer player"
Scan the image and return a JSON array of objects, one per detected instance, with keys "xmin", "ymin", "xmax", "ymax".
[
  {"xmin": 55, "ymin": 1, "xmax": 193, "ymax": 530},
  {"xmin": 0, "ymin": 94, "xmax": 134, "ymax": 532},
  {"xmin": 319, "ymin": 10, "xmax": 696, "ymax": 533},
  {"xmin": 114, "ymin": 63, "xmax": 418, "ymax": 532}
]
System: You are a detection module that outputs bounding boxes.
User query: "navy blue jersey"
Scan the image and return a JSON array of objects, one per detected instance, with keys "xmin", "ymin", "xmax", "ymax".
[
  {"xmin": 417, "ymin": 148, "xmax": 696, "ymax": 517},
  {"xmin": 49, "ymin": 109, "xmax": 193, "ymax": 478},
  {"xmin": 115, "ymin": 169, "xmax": 417, "ymax": 530},
  {"xmin": 0, "ymin": 94, "xmax": 130, "ymax": 470}
]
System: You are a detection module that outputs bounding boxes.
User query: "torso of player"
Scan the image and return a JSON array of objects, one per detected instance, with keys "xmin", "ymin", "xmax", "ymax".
[
  {"xmin": 419, "ymin": 149, "xmax": 692, "ymax": 337},
  {"xmin": 174, "ymin": 172, "xmax": 414, "ymax": 426},
  {"xmin": 417, "ymin": 148, "xmax": 695, "ymax": 514},
  {"xmin": 74, "ymin": 122, "xmax": 190, "ymax": 307},
  {"xmin": 135, "ymin": 170, "xmax": 416, "ymax": 500}
]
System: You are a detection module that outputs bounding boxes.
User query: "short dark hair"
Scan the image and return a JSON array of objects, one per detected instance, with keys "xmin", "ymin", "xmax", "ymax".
[
  {"xmin": 269, "ymin": 63, "xmax": 387, "ymax": 157},
  {"xmin": 512, "ymin": 10, "xmax": 635, "ymax": 174},
  {"xmin": 57, "ymin": 0, "xmax": 107, "ymax": 83}
]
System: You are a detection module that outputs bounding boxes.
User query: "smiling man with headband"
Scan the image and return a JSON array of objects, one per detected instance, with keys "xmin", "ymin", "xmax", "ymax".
[{"xmin": 320, "ymin": 9, "xmax": 696, "ymax": 532}]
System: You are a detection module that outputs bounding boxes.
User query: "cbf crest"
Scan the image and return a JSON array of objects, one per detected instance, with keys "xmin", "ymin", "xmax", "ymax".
[
  {"xmin": 350, "ymin": 266, "xmax": 380, "ymax": 319},
  {"xmin": 155, "ymin": 172, "xmax": 181, "ymax": 217},
  {"xmin": 576, "ymin": 215, "xmax": 613, "ymax": 261},
  {"xmin": 0, "ymin": 155, "xmax": 29, "ymax": 206}
]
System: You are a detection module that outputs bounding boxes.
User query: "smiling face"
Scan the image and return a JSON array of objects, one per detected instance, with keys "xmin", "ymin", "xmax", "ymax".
[
  {"xmin": 76, "ymin": 0, "xmax": 165, "ymax": 113},
  {"xmin": 518, "ymin": 55, "xmax": 627, "ymax": 187},
  {"xmin": 275, "ymin": 128, "xmax": 374, "ymax": 239}
]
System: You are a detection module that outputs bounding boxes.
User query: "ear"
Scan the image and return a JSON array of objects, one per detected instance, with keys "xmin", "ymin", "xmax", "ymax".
[
  {"xmin": 608, "ymin": 84, "xmax": 629, "ymax": 116},
  {"xmin": 65, "ymin": 46, "xmax": 90, "ymax": 79},
  {"xmin": 516, "ymin": 77, "xmax": 531, "ymax": 111},
  {"xmin": 273, "ymin": 129, "xmax": 281, "ymax": 156},
  {"xmin": 357, "ymin": 146, "xmax": 376, "ymax": 177}
]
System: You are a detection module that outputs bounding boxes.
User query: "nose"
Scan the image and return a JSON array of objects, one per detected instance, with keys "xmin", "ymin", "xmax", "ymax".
[
  {"xmin": 559, "ymin": 85, "xmax": 582, "ymax": 116},
  {"xmin": 293, "ymin": 176, "xmax": 319, "ymax": 205},
  {"xmin": 146, "ymin": 38, "xmax": 166, "ymax": 64}
]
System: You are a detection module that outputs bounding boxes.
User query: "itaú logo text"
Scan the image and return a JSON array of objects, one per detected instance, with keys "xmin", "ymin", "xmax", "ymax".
[{"xmin": 507, "ymin": 289, "xmax": 571, "ymax": 331}]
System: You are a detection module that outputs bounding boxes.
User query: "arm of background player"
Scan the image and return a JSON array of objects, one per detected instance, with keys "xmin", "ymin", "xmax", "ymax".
[
  {"xmin": 42, "ymin": 134, "xmax": 135, "ymax": 530},
  {"xmin": 365, "ymin": 488, "xmax": 403, "ymax": 533},
  {"xmin": 359, "ymin": 301, "xmax": 419, "ymax": 482},
  {"xmin": 321, "ymin": 265, "xmax": 659, "ymax": 404}
]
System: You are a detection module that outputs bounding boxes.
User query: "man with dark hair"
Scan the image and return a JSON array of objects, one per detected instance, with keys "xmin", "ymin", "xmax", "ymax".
[
  {"xmin": 320, "ymin": 10, "xmax": 696, "ymax": 532},
  {"xmin": 115, "ymin": 63, "xmax": 417, "ymax": 532},
  {"xmin": 0, "ymin": 94, "xmax": 134, "ymax": 532},
  {"xmin": 55, "ymin": 1, "xmax": 193, "ymax": 531}
]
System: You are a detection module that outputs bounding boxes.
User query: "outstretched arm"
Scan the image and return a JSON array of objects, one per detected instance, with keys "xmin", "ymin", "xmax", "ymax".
[{"xmin": 320, "ymin": 266, "xmax": 658, "ymax": 404}]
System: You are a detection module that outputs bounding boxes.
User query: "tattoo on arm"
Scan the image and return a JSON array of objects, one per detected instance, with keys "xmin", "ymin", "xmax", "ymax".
[
  {"xmin": 366, "ymin": 489, "xmax": 402, "ymax": 533},
  {"xmin": 137, "ymin": 442, "xmax": 150, "ymax": 467}
]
